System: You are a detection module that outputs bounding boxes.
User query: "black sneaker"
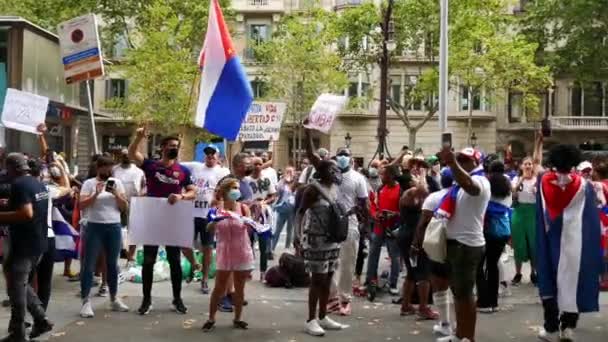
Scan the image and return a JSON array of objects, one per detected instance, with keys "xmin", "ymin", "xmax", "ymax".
[
  {"xmin": 367, "ymin": 283, "xmax": 377, "ymax": 302},
  {"xmin": 30, "ymin": 318, "xmax": 54, "ymax": 339},
  {"xmin": 268, "ymin": 253, "xmax": 274, "ymax": 261},
  {"xmin": 530, "ymin": 272, "xmax": 538, "ymax": 286},
  {"xmin": 172, "ymin": 298, "xmax": 188, "ymax": 314},
  {"xmin": 138, "ymin": 298, "xmax": 153, "ymax": 315},
  {"xmin": 511, "ymin": 273, "xmax": 522, "ymax": 286}
]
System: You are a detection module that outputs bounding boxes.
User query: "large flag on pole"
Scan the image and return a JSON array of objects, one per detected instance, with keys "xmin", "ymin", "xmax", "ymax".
[{"xmin": 196, "ymin": 0, "xmax": 253, "ymax": 140}]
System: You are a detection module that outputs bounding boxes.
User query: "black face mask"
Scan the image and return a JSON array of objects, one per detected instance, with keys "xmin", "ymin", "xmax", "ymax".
[
  {"xmin": 99, "ymin": 172, "xmax": 111, "ymax": 181},
  {"xmin": 121, "ymin": 157, "xmax": 130, "ymax": 165},
  {"xmin": 244, "ymin": 167, "xmax": 254, "ymax": 176},
  {"xmin": 166, "ymin": 148, "xmax": 179, "ymax": 160}
]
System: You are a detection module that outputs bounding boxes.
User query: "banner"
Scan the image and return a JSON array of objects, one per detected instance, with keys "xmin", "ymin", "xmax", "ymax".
[
  {"xmin": 128, "ymin": 197, "xmax": 194, "ymax": 248},
  {"xmin": 1, "ymin": 88, "xmax": 49, "ymax": 135},
  {"xmin": 57, "ymin": 14, "xmax": 105, "ymax": 84},
  {"xmin": 238, "ymin": 102, "xmax": 286, "ymax": 141},
  {"xmin": 303, "ymin": 94, "xmax": 348, "ymax": 134}
]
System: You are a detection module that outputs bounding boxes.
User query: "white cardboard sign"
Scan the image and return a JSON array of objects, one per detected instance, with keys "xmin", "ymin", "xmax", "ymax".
[
  {"xmin": 1, "ymin": 88, "xmax": 49, "ymax": 135},
  {"xmin": 238, "ymin": 102, "xmax": 286, "ymax": 141},
  {"xmin": 303, "ymin": 93, "xmax": 348, "ymax": 134}
]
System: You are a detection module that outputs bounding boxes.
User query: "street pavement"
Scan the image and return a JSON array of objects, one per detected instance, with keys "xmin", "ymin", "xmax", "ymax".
[{"xmin": 0, "ymin": 246, "xmax": 607, "ymax": 342}]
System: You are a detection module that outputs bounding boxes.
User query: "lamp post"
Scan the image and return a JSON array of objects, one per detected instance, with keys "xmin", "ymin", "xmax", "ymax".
[
  {"xmin": 470, "ymin": 131, "xmax": 478, "ymax": 148},
  {"xmin": 344, "ymin": 132, "xmax": 352, "ymax": 148},
  {"xmin": 438, "ymin": 0, "xmax": 449, "ymax": 135},
  {"xmin": 376, "ymin": 0, "xmax": 395, "ymax": 160}
]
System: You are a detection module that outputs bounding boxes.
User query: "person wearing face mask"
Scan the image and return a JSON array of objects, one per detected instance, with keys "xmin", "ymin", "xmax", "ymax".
[
  {"xmin": 112, "ymin": 149, "xmax": 146, "ymax": 268},
  {"xmin": 367, "ymin": 160, "xmax": 382, "ymax": 192},
  {"xmin": 272, "ymin": 166, "xmax": 297, "ymax": 251},
  {"xmin": 202, "ymin": 178, "xmax": 253, "ymax": 332},
  {"xmin": 427, "ymin": 155, "xmax": 442, "ymax": 187},
  {"xmin": 535, "ymin": 145, "xmax": 602, "ymax": 342},
  {"xmin": 305, "ymin": 128, "xmax": 369, "ymax": 316},
  {"xmin": 181, "ymin": 144, "xmax": 230, "ymax": 294},
  {"xmin": 128, "ymin": 127, "xmax": 197, "ymax": 315},
  {"xmin": 78, "ymin": 156, "xmax": 130, "ymax": 318}
]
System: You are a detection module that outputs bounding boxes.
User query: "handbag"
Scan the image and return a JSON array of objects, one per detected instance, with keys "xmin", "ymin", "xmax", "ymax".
[{"xmin": 422, "ymin": 216, "xmax": 447, "ymax": 263}]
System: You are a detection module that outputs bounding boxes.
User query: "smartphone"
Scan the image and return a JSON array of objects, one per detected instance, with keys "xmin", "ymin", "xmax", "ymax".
[
  {"xmin": 105, "ymin": 179, "xmax": 116, "ymax": 192},
  {"xmin": 441, "ymin": 132, "xmax": 452, "ymax": 149}
]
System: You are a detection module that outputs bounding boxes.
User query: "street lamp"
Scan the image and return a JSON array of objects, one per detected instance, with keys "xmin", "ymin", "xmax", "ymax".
[
  {"xmin": 344, "ymin": 132, "xmax": 352, "ymax": 148},
  {"xmin": 470, "ymin": 132, "xmax": 478, "ymax": 148}
]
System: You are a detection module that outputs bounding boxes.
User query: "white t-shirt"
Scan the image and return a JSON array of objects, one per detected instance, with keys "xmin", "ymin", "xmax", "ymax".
[
  {"xmin": 112, "ymin": 164, "xmax": 145, "ymax": 200},
  {"xmin": 446, "ymin": 175, "xmax": 491, "ymax": 247},
  {"xmin": 262, "ymin": 167, "xmax": 278, "ymax": 187},
  {"xmin": 422, "ymin": 189, "xmax": 449, "ymax": 212},
  {"xmin": 512, "ymin": 176, "xmax": 537, "ymax": 204},
  {"xmin": 247, "ymin": 174, "xmax": 277, "ymax": 201},
  {"xmin": 337, "ymin": 169, "xmax": 369, "ymax": 227},
  {"xmin": 80, "ymin": 177, "xmax": 125, "ymax": 224},
  {"xmin": 181, "ymin": 162, "xmax": 230, "ymax": 218},
  {"xmin": 298, "ymin": 166, "xmax": 316, "ymax": 184}
]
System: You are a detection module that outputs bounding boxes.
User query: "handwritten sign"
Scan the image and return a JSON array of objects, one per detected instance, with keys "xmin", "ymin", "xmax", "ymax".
[
  {"xmin": 238, "ymin": 102, "xmax": 286, "ymax": 141},
  {"xmin": 1, "ymin": 89, "xmax": 49, "ymax": 135},
  {"xmin": 304, "ymin": 94, "xmax": 348, "ymax": 134}
]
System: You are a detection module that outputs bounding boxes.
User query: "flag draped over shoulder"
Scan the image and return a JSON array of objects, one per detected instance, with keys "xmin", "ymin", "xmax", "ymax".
[
  {"xmin": 435, "ymin": 166, "xmax": 485, "ymax": 219},
  {"xmin": 195, "ymin": 0, "xmax": 253, "ymax": 140},
  {"xmin": 52, "ymin": 207, "xmax": 79, "ymax": 261},
  {"xmin": 536, "ymin": 172, "xmax": 602, "ymax": 313}
]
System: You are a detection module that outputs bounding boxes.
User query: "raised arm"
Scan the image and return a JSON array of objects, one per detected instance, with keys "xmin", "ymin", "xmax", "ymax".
[
  {"xmin": 440, "ymin": 147, "xmax": 480, "ymax": 196},
  {"xmin": 533, "ymin": 131, "xmax": 544, "ymax": 171},
  {"xmin": 36, "ymin": 124, "xmax": 49, "ymax": 158},
  {"xmin": 128, "ymin": 127, "xmax": 147, "ymax": 166},
  {"xmin": 304, "ymin": 128, "xmax": 322, "ymax": 169}
]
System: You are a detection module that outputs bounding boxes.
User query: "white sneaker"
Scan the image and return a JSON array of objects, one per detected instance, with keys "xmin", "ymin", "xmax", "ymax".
[
  {"xmin": 319, "ymin": 316, "xmax": 349, "ymax": 330},
  {"xmin": 537, "ymin": 328, "xmax": 560, "ymax": 342},
  {"xmin": 436, "ymin": 336, "xmax": 470, "ymax": 342},
  {"xmin": 389, "ymin": 287, "xmax": 400, "ymax": 296},
  {"xmin": 110, "ymin": 298, "xmax": 129, "ymax": 312},
  {"xmin": 305, "ymin": 319, "xmax": 325, "ymax": 337},
  {"xmin": 433, "ymin": 322, "xmax": 453, "ymax": 336},
  {"xmin": 559, "ymin": 328, "xmax": 574, "ymax": 341},
  {"xmin": 80, "ymin": 300, "xmax": 94, "ymax": 318}
]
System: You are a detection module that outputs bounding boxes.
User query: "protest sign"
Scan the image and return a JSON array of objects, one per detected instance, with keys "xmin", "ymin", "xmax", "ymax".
[
  {"xmin": 57, "ymin": 14, "xmax": 104, "ymax": 84},
  {"xmin": 1, "ymin": 89, "xmax": 49, "ymax": 135},
  {"xmin": 238, "ymin": 102, "xmax": 286, "ymax": 141},
  {"xmin": 128, "ymin": 197, "xmax": 194, "ymax": 248},
  {"xmin": 303, "ymin": 94, "xmax": 348, "ymax": 134}
]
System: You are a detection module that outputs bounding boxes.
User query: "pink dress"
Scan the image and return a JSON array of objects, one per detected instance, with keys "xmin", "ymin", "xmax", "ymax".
[{"xmin": 214, "ymin": 213, "xmax": 254, "ymax": 271}]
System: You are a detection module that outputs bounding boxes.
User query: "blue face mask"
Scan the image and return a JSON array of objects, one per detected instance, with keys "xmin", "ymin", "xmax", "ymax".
[
  {"xmin": 227, "ymin": 189, "xmax": 241, "ymax": 201},
  {"xmin": 336, "ymin": 155, "xmax": 350, "ymax": 170}
]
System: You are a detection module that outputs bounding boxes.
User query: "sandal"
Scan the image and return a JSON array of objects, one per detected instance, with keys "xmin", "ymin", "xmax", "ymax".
[
  {"xmin": 202, "ymin": 320, "xmax": 216, "ymax": 332},
  {"xmin": 233, "ymin": 320, "xmax": 249, "ymax": 330}
]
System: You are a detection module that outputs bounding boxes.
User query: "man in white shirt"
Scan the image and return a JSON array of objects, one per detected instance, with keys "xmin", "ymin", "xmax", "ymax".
[
  {"xmin": 437, "ymin": 147, "xmax": 491, "ymax": 342},
  {"xmin": 112, "ymin": 149, "xmax": 146, "ymax": 267},
  {"xmin": 298, "ymin": 149, "xmax": 330, "ymax": 186},
  {"xmin": 181, "ymin": 144, "xmax": 229, "ymax": 294},
  {"xmin": 260, "ymin": 152, "xmax": 278, "ymax": 186}
]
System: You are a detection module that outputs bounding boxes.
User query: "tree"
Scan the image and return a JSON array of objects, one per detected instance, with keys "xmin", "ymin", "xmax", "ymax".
[
  {"xmin": 253, "ymin": 8, "xmax": 348, "ymax": 163},
  {"xmin": 521, "ymin": 0, "xmax": 608, "ymax": 81}
]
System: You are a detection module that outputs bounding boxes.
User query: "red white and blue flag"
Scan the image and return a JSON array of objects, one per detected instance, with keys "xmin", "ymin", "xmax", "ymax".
[{"xmin": 196, "ymin": 0, "xmax": 253, "ymax": 140}]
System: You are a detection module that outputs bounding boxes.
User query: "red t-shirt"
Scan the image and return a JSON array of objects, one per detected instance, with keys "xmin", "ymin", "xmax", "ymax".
[{"xmin": 372, "ymin": 183, "xmax": 401, "ymax": 236}]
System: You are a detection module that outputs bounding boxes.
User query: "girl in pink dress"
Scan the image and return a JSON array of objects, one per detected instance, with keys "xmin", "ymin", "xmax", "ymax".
[{"xmin": 203, "ymin": 178, "xmax": 253, "ymax": 332}]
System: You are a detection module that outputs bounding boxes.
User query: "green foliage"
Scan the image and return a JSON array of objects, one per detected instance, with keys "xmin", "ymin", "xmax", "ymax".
[
  {"xmin": 253, "ymin": 9, "xmax": 348, "ymax": 123},
  {"xmin": 521, "ymin": 0, "xmax": 608, "ymax": 81}
]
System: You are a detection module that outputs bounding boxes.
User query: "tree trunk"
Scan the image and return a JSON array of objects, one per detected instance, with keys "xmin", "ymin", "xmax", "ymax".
[
  {"xmin": 408, "ymin": 127, "xmax": 417, "ymax": 150},
  {"xmin": 467, "ymin": 85, "xmax": 474, "ymax": 146}
]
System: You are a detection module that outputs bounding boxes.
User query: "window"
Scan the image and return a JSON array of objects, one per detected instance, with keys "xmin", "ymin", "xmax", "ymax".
[
  {"xmin": 391, "ymin": 83, "xmax": 402, "ymax": 106},
  {"xmin": 460, "ymin": 86, "xmax": 481, "ymax": 111},
  {"xmin": 572, "ymin": 82, "xmax": 606, "ymax": 116},
  {"xmin": 250, "ymin": 0, "xmax": 269, "ymax": 5},
  {"xmin": 250, "ymin": 79, "xmax": 267, "ymax": 99},
  {"xmin": 508, "ymin": 91, "xmax": 523, "ymax": 123},
  {"xmin": 105, "ymin": 79, "xmax": 127, "ymax": 100},
  {"xmin": 247, "ymin": 24, "xmax": 269, "ymax": 59},
  {"xmin": 348, "ymin": 82, "xmax": 358, "ymax": 98},
  {"xmin": 0, "ymin": 29, "xmax": 8, "ymax": 70},
  {"xmin": 111, "ymin": 33, "xmax": 129, "ymax": 59}
]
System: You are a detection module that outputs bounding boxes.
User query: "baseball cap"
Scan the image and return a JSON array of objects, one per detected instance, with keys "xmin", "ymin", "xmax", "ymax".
[
  {"xmin": 577, "ymin": 161, "xmax": 592, "ymax": 172},
  {"xmin": 203, "ymin": 144, "xmax": 220, "ymax": 155},
  {"xmin": 336, "ymin": 147, "xmax": 352, "ymax": 157},
  {"xmin": 6, "ymin": 153, "xmax": 30, "ymax": 172},
  {"xmin": 426, "ymin": 155, "xmax": 439, "ymax": 165},
  {"xmin": 317, "ymin": 148, "xmax": 329, "ymax": 158},
  {"xmin": 457, "ymin": 147, "xmax": 482, "ymax": 163}
]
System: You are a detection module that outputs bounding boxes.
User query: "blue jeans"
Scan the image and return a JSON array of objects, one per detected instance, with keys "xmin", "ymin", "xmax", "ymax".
[
  {"xmin": 81, "ymin": 222, "xmax": 122, "ymax": 300},
  {"xmin": 272, "ymin": 211, "xmax": 294, "ymax": 251},
  {"xmin": 365, "ymin": 232, "xmax": 401, "ymax": 288}
]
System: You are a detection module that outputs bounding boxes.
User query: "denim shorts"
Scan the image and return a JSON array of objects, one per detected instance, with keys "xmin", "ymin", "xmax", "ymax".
[{"xmin": 446, "ymin": 240, "xmax": 485, "ymax": 300}]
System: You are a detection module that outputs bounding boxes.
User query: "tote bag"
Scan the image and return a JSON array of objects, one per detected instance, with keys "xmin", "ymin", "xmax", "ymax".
[{"xmin": 422, "ymin": 217, "xmax": 447, "ymax": 263}]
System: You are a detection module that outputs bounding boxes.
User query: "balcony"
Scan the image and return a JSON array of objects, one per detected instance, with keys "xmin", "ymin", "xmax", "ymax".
[
  {"xmin": 550, "ymin": 116, "xmax": 608, "ymax": 130},
  {"xmin": 335, "ymin": 0, "xmax": 364, "ymax": 10},
  {"xmin": 232, "ymin": 0, "xmax": 285, "ymax": 13}
]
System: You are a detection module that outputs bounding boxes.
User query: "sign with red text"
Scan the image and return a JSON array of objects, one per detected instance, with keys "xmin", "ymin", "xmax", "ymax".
[
  {"xmin": 238, "ymin": 102, "xmax": 286, "ymax": 141},
  {"xmin": 57, "ymin": 14, "xmax": 105, "ymax": 84},
  {"xmin": 304, "ymin": 94, "xmax": 348, "ymax": 134}
]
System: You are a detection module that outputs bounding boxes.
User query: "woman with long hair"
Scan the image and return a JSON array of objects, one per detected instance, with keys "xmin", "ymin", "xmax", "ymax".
[
  {"xmin": 203, "ymin": 178, "xmax": 254, "ymax": 332},
  {"xmin": 510, "ymin": 133, "xmax": 543, "ymax": 286}
]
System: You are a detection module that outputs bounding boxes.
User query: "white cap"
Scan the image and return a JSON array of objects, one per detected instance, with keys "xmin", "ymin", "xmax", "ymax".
[{"xmin": 577, "ymin": 161, "xmax": 592, "ymax": 172}]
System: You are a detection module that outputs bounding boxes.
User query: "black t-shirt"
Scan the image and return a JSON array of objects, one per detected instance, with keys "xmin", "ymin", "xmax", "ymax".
[{"xmin": 9, "ymin": 175, "xmax": 49, "ymax": 257}]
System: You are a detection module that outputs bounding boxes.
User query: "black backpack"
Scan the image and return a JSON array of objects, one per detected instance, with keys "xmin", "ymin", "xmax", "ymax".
[
  {"xmin": 279, "ymin": 253, "xmax": 310, "ymax": 287},
  {"xmin": 313, "ymin": 183, "xmax": 350, "ymax": 243}
]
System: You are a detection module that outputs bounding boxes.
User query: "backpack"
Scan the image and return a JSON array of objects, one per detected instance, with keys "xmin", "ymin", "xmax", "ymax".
[
  {"xmin": 484, "ymin": 201, "xmax": 511, "ymax": 239},
  {"xmin": 279, "ymin": 252, "xmax": 310, "ymax": 287},
  {"xmin": 312, "ymin": 183, "xmax": 350, "ymax": 243},
  {"xmin": 264, "ymin": 266, "xmax": 290, "ymax": 288}
]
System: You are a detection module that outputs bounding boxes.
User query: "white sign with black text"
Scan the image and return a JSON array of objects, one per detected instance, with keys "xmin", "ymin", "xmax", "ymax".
[
  {"xmin": 238, "ymin": 102, "xmax": 286, "ymax": 142},
  {"xmin": 1, "ymin": 88, "xmax": 49, "ymax": 135}
]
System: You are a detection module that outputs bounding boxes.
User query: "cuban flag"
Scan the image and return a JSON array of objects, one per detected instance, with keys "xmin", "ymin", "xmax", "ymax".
[
  {"xmin": 435, "ymin": 166, "xmax": 485, "ymax": 219},
  {"xmin": 195, "ymin": 0, "xmax": 253, "ymax": 140},
  {"xmin": 52, "ymin": 207, "xmax": 80, "ymax": 261},
  {"xmin": 536, "ymin": 172, "xmax": 602, "ymax": 313}
]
